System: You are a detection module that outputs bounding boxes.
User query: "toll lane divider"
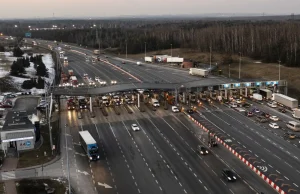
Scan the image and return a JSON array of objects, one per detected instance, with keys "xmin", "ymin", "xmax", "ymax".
[
  {"xmin": 70, "ymin": 49, "xmax": 142, "ymax": 83},
  {"xmin": 184, "ymin": 112, "xmax": 286, "ymax": 194}
]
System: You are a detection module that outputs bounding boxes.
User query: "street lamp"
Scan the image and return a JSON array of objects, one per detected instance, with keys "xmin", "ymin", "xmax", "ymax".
[
  {"xmin": 144, "ymin": 42, "xmax": 147, "ymax": 58},
  {"xmin": 171, "ymin": 44, "xmax": 173, "ymax": 58},
  {"xmin": 278, "ymin": 60, "xmax": 281, "ymax": 80},
  {"xmin": 229, "ymin": 64, "xmax": 231, "ymax": 78},
  {"xmin": 239, "ymin": 52, "xmax": 242, "ymax": 79},
  {"xmin": 209, "ymin": 46, "xmax": 212, "ymax": 71},
  {"xmin": 65, "ymin": 124, "xmax": 71, "ymax": 194},
  {"xmin": 125, "ymin": 40, "xmax": 128, "ymax": 59}
]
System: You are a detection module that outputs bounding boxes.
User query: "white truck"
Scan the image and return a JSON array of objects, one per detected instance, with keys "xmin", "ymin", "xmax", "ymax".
[
  {"xmin": 93, "ymin": 50, "xmax": 100, "ymax": 55},
  {"xmin": 167, "ymin": 57, "xmax": 184, "ymax": 63},
  {"xmin": 144, "ymin": 57, "xmax": 152, "ymax": 63},
  {"xmin": 151, "ymin": 98, "xmax": 160, "ymax": 107},
  {"xmin": 273, "ymin": 93, "xmax": 298, "ymax": 109},
  {"xmin": 252, "ymin": 93, "xmax": 263, "ymax": 101},
  {"xmin": 293, "ymin": 109, "xmax": 300, "ymax": 119},
  {"xmin": 259, "ymin": 89, "xmax": 272, "ymax": 99},
  {"xmin": 189, "ymin": 68, "xmax": 208, "ymax": 77}
]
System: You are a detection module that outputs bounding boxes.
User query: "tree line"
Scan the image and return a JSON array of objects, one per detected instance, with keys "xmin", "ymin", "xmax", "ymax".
[{"xmin": 4, "ymin": 20, "xmax": 300, "ymax": 67}]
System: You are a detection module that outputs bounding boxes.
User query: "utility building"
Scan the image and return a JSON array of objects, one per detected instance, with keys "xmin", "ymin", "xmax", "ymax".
[{"xmin": 0, "ymin": 111, "xmax": 38, "ymax": 156}]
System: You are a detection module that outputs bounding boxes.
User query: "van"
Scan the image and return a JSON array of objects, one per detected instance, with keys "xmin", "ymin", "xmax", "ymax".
[{"xmin": 286, "ymin": 121, "xmax": 300, "ymax": 132}]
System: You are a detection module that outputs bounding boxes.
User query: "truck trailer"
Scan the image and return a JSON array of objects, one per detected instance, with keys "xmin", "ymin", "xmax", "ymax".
[
  {"xmin": 259, "ymin": 89, "xmax": 272, "ymax": 99},
  {"xmin": 166, "ymin": 57, "xmax": 184, "ymax": 63},
  {"xmin": 189, "ymin": 68, "xmax": 208, "ymax": 77},
  {"xmin": 252, "ymin": 93, "xmax": 263, "ymax": 101},
  {"xmin": 144, "ymin": 57, "xmax": 152, "ymax": 63},
  {"xmin": 273, "ymin": 93, "xmax": 298, "ymax": 109},
  {"xmin": 93, "ymin": 50, "xmax": 100, "ymax": 55},
  {"xmin": 79, "ymin": 131, "xmax": 100, "ymax": 161}
]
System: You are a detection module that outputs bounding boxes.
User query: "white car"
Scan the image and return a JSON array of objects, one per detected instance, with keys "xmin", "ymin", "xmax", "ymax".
[
  {"xmin": 95, "ymin": 76, "xmax": 100, "ymax": 81},
  {"xmin": 269, "ymin": 115, "xmax": 279, "ymax": 121},
  {"xmin": 267, "ymin": 102, "xmax": 277, "ymax": 108},
  {"xmin": 131, "ymin": 124, "xmax": 140, "ymax": 131},
  {"xmin": 230, "ymin": 103, "xmax": 238, "ymax": 108},
  {"xmin": 172, "ymin": 106, "xmax": 179, "ymax": 113},
  {"xmin": 269, "ymin": 123, "xmax": 279, "ymax": 129}
]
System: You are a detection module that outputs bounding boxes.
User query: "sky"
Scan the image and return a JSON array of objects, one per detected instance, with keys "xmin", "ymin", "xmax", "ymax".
[{"xmin": 1, "ymin": 0, "xmax": 300, "ymax": 19}]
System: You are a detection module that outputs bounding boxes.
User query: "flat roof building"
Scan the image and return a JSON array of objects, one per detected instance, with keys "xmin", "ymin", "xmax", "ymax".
[{"xmin": 1, "ymin": 110, "xmax": 36, "ymax": 156}]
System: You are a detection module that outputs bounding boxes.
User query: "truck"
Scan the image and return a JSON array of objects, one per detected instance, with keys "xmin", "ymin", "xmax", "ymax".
[
  {"xmin": 64, "ymin": 57, "xmax": 68, "ymax": 64},
  {"xmin": 68, "ymin": 69, "xmax": 74, "ymax": 76},
  {"xmin": 252, "ymin": 93, "xmax": 263, "ymax": 101},
  {"xmin": 273, "ymin": 93, "xmax": 298, "ymax": 109},
  {"xmin": 151, "ymin": 98, "xmax": 160, "ymax": 107},
  {"xmin": 144, "ymin": 57, "xmax": 152, "ymax": 63},
  {"xmin": 79, "ymin": 131, "xmax": 100, "ymax": 161},
  {"xmin": 166, "ymin": 57, "xmax": 184, "ymax": 63},
  {"xmin": 78, "ymin": 97, "xmax": 87, "ymax": 109},
  {"xmin": 70, "ymin": 76, "xmax": 78, "ymax": 86},
  {"xmin": 189, "ymin": 68, "xmax": 208, "ymax": 77},
  {"xmin": 93, "ymin": 50, "xmax": 100, "ymax": 55},
  {"xmin": 259, "ymin": 89, "xmax": 272, "ymax": 99},
  {"xmin": 293, "ymin": 109, "xmax": 300, "ymax": 119}
]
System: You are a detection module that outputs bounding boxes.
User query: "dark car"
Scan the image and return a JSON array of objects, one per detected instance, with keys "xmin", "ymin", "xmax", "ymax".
[
  {"xmin": 242, "ymin": 103, "xmax": 251, "ymax": 108},
  {"xmin": 187, "ymin": 109, "xmax": 194, "ymax": 114},
  {"xmin": 222, "ymin": 169, "xmax": 237, "ymax": 182},
  {"xmin": 245, "ymin": 111, "xmax": 253, "ymax": 117},
  {"xmin": 209, "ymin": 139, "xmax": 218, "ymax": 147},
  {"xmin": 278, "ymin": 108, "xmax": 286, "ymax": 113},
  {"xmin": 255, "ymin": 116, "xmax": 268, "ymax": 123},
  {"xmin": 261, "ymin": 112, "xmax": 270, "ymax": 118},
  {"xmin": 197, "ymin": 145, "xmax": 209, "ymax": 155}
]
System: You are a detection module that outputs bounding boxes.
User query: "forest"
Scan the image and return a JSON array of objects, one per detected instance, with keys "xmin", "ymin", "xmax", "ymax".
[{"xmin": 2, "ymin": 18, "xmax": 300, "ymax": 66}]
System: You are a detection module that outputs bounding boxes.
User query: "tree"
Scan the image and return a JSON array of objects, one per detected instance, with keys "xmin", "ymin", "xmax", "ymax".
[
  {"xmin": 22, "ymin": 79, "xmax": 35, "ymax": 89},
  {"xmin": 36, "ymin": 62, "xmax": 48, "ymax": 77},
  {"xmin": 0, "ymin": 45, "xmax": 5, "ymax": 52},
  {"xmin": 12, "ymin": 47, "xmax": 24, "ymax": 57},
  {"xmin": 24, "ymin": 56, "xmax": 30, "ymax": 68},
  {"xmin": 36, "ymin": 77, "xmax": 45, "ymax": 89},
  {"xmin": 10, "ymin": 60, "xmax": 25, "ymax": 76}
]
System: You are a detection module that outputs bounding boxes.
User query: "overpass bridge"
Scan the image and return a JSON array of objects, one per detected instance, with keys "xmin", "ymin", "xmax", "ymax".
[{"xmin": 52, "ymin": 79, "xmax": 287, "ymax": 96}]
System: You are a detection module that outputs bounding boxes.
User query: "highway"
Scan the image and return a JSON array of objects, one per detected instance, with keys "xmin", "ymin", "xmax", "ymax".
[
  {"xmin": 33, "ymin": 39, "xmax": 281, "ymax": 194},
  {"xmin": 193, "ymin": 101, "xmax": 299, "ymax": 193}
]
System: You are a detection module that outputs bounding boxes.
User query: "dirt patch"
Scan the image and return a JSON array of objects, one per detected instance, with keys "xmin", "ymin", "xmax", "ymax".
[
  {"xmin": 126, "ymin": 49, "xmax": 300, "ymax": 100},
  {"xmin": 16, "ymin": 178, "xmax": 67, "ymax": 194}
]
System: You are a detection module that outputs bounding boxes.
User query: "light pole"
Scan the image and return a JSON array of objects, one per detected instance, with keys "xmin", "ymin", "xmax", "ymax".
[
  {"xmin": 209, "ymin": 46, "xmax": 212, "ymax": 71},
  {"xmin": 126, "ymin": 40, "xmax": 128, "ymax": 59},
  {"xmin": 278, "ymin": 60, "xmax": 281, "ymax": 80},
  {"xmin": 239, "ymin": 52, "xmax": 242, "ymax": 79},
  {"xmin": 229, "ymin": 64, "xmax": 231, "ymax": 78},
  {"xmin": 65, "ymin": 124, "xmax": 71, "ymax": 194},
  {"xmin": 171, "ymin": 44, "xmax": 173, "ymax": 58},
  {"xmin": 144, "ymin": 42, "xmax": 147, "ymax": 58}
]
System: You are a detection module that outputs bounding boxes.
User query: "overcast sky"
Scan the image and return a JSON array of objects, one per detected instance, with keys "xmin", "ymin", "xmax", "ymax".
[{"xmin": 1, "ymin": 0, "xmax": 299, "ymax": 18}]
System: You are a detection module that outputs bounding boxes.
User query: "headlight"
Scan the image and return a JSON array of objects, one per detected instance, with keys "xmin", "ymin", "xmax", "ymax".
[
  {"xmin": 228, "ymin": 177, "xmax": 231, "ymax": 180},
  {"xmin": 233, "ymin": 176, "xmax": 236, "ymax": 179},
  {"xmin": 97, "ymin": 155, "xmax": 100, "ymax": 159},
  {"xmin": 89, "ymin": 157, "xmax": 92, "ymax": 160},
  {"xmin": 206, "ymin": 151, "xmax": 208, "ymax": 153},
  {"xmin": 200, "ymin": 151, "xmax": 203, "ymax": 154}
]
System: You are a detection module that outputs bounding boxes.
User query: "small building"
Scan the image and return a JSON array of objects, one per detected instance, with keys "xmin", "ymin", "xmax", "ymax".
[{"xmin": 0, "ymin": 110, "xmax": 38, "ymax": 156}]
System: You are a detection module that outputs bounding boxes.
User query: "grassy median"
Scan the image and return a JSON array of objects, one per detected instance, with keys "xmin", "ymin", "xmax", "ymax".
[
  {"xmin": 17, "ymin": 120, "xmax": 59, "ymax": 168},
  {"xmin": 16, "ymin": 178, "xmax": 66, "ymax": 194}
]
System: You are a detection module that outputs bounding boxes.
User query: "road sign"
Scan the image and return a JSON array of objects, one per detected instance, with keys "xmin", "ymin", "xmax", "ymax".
[{"xmin": 25, "ymin": 32, "xmax": 31, "ymax": 38}]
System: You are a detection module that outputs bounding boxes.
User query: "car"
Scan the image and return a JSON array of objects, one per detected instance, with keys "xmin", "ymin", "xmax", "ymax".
[
  {"xmin": 278, "ymin": 108, "xmax": 286, "ymax": 113},
  {"xmin": 92, "ymin": 59, "xmax": 96, "ymax": 63},
  {"xmin": 131, "ymin": 124, "xmax": 140, "ymax": 131},
  {"xmin": 230, "ymin": 103, "xmax": 238, "ymax": 108},
  {"xmin": 252, "ymin": 107, "xmax": 260, "ymax": 113},
  {"xmin": 209, "ymin": 139, "xmax": 218, "ymax": 147},
  {"xmin": 95, "ymin": 76, "xmax": 100, "ymax": 81},
  {"xmin": 111, "ymin": 80, "xmax": 117, "ymax": 85},
  {"xmin": 187, "ymin": 109, "xmax": 194, "ymax": 114},
  {"xmin": 197, "ymin": 145, "xmax": 209, "ymax": 155},
  {"xmin": 222, "ymin": 169, "xmax": 237, "ymax": 182},
  {"xmin": 172, "ymin": 106, "xmax": 179, "ymax": 113},
  {"xmin": 245, "ymin": 111, "xmax": 254, "ymax": 117},
  {"xmin": 284, "ymin": 133, "xmax": 296, "ymax": 139},
  {"xmin": 269, "ymin": 115, "xmax": 279, "ymax": 121},
  {"xmin": 261, "ymin": 112, "xmax": 270, "ymax": 118},
  {"xmin": 122, "ymin": 61, "xmax": 125, "ymax": 64},
  {"xmin": 267, "ymin": 101, "xmax": 277, "ymax": 108},
  {"xmin": 242, "ymin": 102, "xmax": 251, "ymax": 108},
  {"xmin": 269, "ymin": 123, "xmax": 279, "ymax": 129},
  {"xmin": 83, "ymin": 73, "xmax": 88, "ymax": 79}
]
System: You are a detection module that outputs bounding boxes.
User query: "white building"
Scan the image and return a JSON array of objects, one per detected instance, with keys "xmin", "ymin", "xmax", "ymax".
[{"xmin": 0, "ymin": 111, "xmax": 36, "ymax": 156}]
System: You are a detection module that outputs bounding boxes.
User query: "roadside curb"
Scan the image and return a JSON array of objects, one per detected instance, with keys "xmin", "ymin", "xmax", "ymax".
[
  {"xmin": 184, "ymin": 112, "xmax": 286, "ymax": 194},
  {"xmin": 16, "ymin": 155, "xmax": 61, "ymax": 171}
]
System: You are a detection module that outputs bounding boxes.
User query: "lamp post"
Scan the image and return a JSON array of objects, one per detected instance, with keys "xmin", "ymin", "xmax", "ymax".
[
  {"xmin": 171, "ymin": 44, "xmax": 173, "ymax": 58},
  {"xmin": 65, "ymin": 124, "xmax": 71, "ymax": 194},
  {"xmin": 278, "ymin": 60, "xmax": 281, "ymax": 80},
  {"xmin": 126, "ymin": 40, "xmax": 128, "ymax": 59},
  {"xmin": 144, "ymin": 42, "xmax": 147, "ymax": 58},
  {"xmin": 239, "ymin": 52, "xmax": 242, "ymax": 79},
  {"xmin": 229, "ymin": 64, "xmax": 231, "ymax": 78},
  {"xmin": 209, "ymin": 46, "xmax": 212, "ymax": 71}
]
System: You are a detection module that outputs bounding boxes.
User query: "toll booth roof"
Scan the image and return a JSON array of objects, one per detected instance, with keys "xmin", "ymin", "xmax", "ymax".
[{"xmin": 1, "ymin": 110, "xmax": 33, "ymax": 131}]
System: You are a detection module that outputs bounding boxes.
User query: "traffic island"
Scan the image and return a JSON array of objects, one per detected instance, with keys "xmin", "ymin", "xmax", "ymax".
[
  {"xmin": 124, "ymin": 104, "xmax": 133, "ymax": 114},
  {"xmin": 17, "ymin": 120, "xmax": 60, "ymax": 169},
  {"xmin": 16, "ymin": 178, "xmax": 67, "ymax": 194},
  {"xmin": 113, "ymin": 106, "xmax": 121, "ymax": 115}
]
